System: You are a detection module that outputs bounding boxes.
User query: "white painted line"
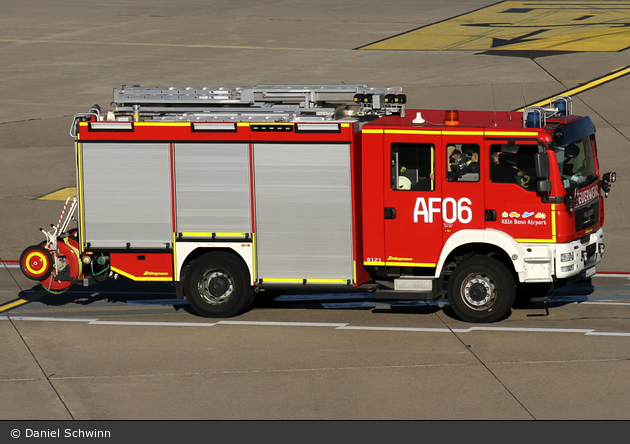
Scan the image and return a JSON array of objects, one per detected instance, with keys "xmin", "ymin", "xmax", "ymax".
[
  {"xmin": 585, "ymin": 331, "xmax": 630, "ymax": 337},
  {"xmin": 2, "ymin": 315, "xmax": 630, "ymax": 337},
  {"xmin": 91, "ymin": 320, "xmax": 217, "ymax": 327},
  {"xmin": 218, "ymin": 320, "xmax": 348, "ymax": 328},
  {"xmin": 581, "ymin": 301, "xmax": 630, "ymax": 306},
  {"xmin": 453, "ymin": 326, "xmax": 594, "ymax": 333},
  {"xmin": 0, "ymin": 316, "xmax": 98, "ymax": 322},
  {"xmin": 339, "ymin": 325, "xmax": 452, "ymax": 333}
]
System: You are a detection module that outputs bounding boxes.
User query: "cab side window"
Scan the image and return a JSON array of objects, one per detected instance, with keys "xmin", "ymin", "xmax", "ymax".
[
  {"xmin": 391, "ymin": 143, "xmax": 435, "ymax": 191},
  {"xmin": 489, "ymin": 143, "xmax": 541, "ymax": 190},
  {"xmin": 446, "ymin": 143, "xmax": 480, "ymax": 182}
]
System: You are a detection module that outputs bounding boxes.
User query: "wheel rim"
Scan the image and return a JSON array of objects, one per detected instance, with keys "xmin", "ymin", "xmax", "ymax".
[
  {"xmin": 460, "ymin": 273, "xmax": 496, "ymax": 310},
  {"xmin": 198, "ymin": 270, "xmax": 234, "ymax": 305},
  {"xmin": 20, "ymin": 245, "xmax": 53, "ymax": 281},
  {"xmin": 25, "ymin": 251, "xmax": 50, "ymax": 277}
]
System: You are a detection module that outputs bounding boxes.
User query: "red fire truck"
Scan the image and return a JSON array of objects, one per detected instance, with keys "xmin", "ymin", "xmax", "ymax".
[{"xmin": 19, "ymin": 84, "xmax": 615, "ymax": 323}]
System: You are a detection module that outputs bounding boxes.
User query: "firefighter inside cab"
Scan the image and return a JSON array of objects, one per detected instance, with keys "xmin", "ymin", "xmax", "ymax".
[
  {"xmin": 490, "ymin": 150, "xmax": 531, "ymax": 187},
  {"xmin": 447, "ymin": 145, "xmax": 480, "ymax": 182}
]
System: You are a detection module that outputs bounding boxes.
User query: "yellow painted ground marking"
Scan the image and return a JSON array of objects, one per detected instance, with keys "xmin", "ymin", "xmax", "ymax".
[
  {"xmin": 37, "ymin": 187, "xmax": 76, "ymax": 201},
  {"xmin": 519, "ymin": 64, "xmax": 630, "ymax": 110},
  {"xmin": 0, "ymin": 289, "xmax": 48, "ymax": 313},
  {"xmin": 360, "ymin": 1, "xmax": 630, "ymax": 52},
  {"xmin": 0, "ymin": 299, "xmax": 30, "ymax": 311}
]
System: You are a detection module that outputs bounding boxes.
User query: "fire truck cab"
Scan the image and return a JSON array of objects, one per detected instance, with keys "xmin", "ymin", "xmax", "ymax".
[
  {"xmin": 360, "ymin": 99, "xmax": 614, "ymax": 322},
  {"xmin": 19, "ymin": 85, "xmax": 615, "ymax": 323}
]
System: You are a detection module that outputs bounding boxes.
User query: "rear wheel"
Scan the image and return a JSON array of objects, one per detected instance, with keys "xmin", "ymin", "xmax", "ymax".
[
  {"xmin": 185, "ymin": 252, "xmax": 254, "ymax": 318},
  {"xmin": 447, "ymin": 256, "xmax": 515, "ymax": 323}
]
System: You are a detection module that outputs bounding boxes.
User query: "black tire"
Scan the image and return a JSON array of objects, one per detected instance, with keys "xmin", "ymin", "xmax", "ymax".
[
  {"xmin": 185, "ymin": 252, "xmax": 254, "ymax": 318},
  {"xmin": 447, "ymin": 256, "xmax": 515, "ymax": 323}
]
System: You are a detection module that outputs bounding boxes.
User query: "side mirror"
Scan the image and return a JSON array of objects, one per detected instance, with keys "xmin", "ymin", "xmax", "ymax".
[
  {"xmin": 602, "ymin": 171, "xmax": 616, "ymax": 183},
  {"xmin": 537, "ymin": 179, "xmax": 552, "ymax": 194},
  {"xmin": 535, "ymin": 152, "xmax": 555, "ymax": 203},
  {"xmin": 601, "ymin": 171, "xmax": 616, "ymax": 198},
  {"xmin": 535, "ymin": 152, "xmax": 550, "ymax": 179}
]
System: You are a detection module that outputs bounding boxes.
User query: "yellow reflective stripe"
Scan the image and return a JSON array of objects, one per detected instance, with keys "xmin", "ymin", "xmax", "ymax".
[
  {"xmin": 552, "ymin": 204, "xmax": 557, "ymax": 241},
  {"xmin": 385, "ymin": 261, "xmax": 436, "ymax": 267},
  {"xmin": 111, "ymin": 267, "xmax": 172, "ymax": 282},
  {"xmin": 385, "ymin": 129, "xmax": 441, "ymax": 135},
  {"xmin": 442, "ymin": 131, "xmax": 484, "ymax": 136},
  {"xmin": 365, "ymin": 129, "xmax": 539, "ymax": 137},
  {"xmin": 252, "ymin": 233, "xmax": 257, "ymax": 282},
  {"xmin": 172, "ymin": 233, "xmax": 178, "ymax": 280},
  {"xmin": 262, "ymin": 278, "xmax": 348, "ymax": 284},
  {"xmin": 485, "ymin": 131, "xmax": 538, "ymax": 137},
  {"xmin": 179, "ymin": 232, "xmax": 248, "ymax": 238},
  {"xmin": 364, "ymin": 261, "xmax": 385, "ymax": 266},
  {"xmin": 515, "ymin": 238, "xmax": 556, "ymax": 243},
  {"xmin": 76, "ymin": 142, "xmax": 86, "ymax": 250},
  {"xmin": 134, "ymin": 122, "xmax": 190, "ymax": 127}
]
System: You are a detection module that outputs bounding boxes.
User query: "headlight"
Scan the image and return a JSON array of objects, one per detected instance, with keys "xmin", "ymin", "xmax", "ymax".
[
  {"xmin": 560, "ymin": 252, "xmax": 575, "ymax": 262},
  {"xmin": 561, "ymin": 265, "xmax": 575, "ymax": 272}
]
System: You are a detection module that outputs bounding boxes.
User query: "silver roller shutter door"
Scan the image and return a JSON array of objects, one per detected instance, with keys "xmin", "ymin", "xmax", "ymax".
[
  {"xmin": 253, "ymin": 143, "xmax": 354, "ymax": 281},
  {"xmin": 81, "ymin": 143, "xmax": 173, "ymax": 249},
  {"xmin": 174, "ymin": 143, "xmax": 251, "ymax": 236}
]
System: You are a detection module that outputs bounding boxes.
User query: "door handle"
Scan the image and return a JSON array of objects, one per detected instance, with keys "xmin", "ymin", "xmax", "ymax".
[
  {"xmin": 384, "ymin": 207, "xmax": 396, "ymax": 219},
  {"xmin": 485, "ymin": 210, "xmax": 497, "ymax": 221}
]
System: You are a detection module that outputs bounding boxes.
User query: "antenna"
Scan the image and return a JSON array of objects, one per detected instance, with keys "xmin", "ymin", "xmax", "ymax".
[{"xmin": 492, "ymin": 85, "xmax": 497, "ymax": 127}]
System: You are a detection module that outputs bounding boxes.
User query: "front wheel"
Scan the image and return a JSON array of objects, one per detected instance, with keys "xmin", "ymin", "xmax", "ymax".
[
  {"xmin": 447, "ymin": 256, "xmax": 515, "ymax": 323},
  {"xmin": 185, "ymin": 252, "xmax": 254, "ymax": 318}
]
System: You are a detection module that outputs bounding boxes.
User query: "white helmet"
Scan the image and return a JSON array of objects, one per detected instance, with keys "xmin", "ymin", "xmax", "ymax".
[{"xmin": 398, "ymin": 176, "xmax": 412, "ymax": 190}]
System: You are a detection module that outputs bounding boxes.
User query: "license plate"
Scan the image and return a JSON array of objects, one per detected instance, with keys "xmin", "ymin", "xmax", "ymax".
[{"xmin": 584, "ymin": 267, "xmax": 596, "ymax": 278}]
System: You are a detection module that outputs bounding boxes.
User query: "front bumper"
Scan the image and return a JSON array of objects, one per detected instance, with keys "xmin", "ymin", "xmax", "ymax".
[{"xmin": 554, "ymin": 228, "xmax": 604, "ymax": 280}]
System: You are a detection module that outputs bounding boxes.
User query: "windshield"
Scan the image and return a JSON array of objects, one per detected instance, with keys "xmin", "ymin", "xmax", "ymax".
[{"xmin": 552, "ymin": 135, "xmax": 598, "ymax": 191}]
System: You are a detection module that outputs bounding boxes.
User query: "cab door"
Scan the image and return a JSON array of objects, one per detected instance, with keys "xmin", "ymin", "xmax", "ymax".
[
  {"xmin": 382, "ymin": 131, "xmax": 443, "ymax": 268},
  {"xmin": 441, "ymin": 135, "xmax": 486, "ymax": 243},
  {"xmin": 484, "ymin": 140, "xmax": 553, "ymax": 242}
]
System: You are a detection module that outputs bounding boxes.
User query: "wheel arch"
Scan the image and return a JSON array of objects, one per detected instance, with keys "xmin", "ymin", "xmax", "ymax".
[
  {"xmin": 175, "ymin": 243, "xmax": 254, "ymax": 283},
  {"xmin": 436, "ymin": 229, "xmax": 522, "ymax": 282}
]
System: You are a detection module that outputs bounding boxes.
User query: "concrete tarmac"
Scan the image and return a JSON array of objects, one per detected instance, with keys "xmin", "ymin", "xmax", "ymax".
[{"xmin": 1, "ymin": 0, "xmax": 629, "ymax": 423}]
